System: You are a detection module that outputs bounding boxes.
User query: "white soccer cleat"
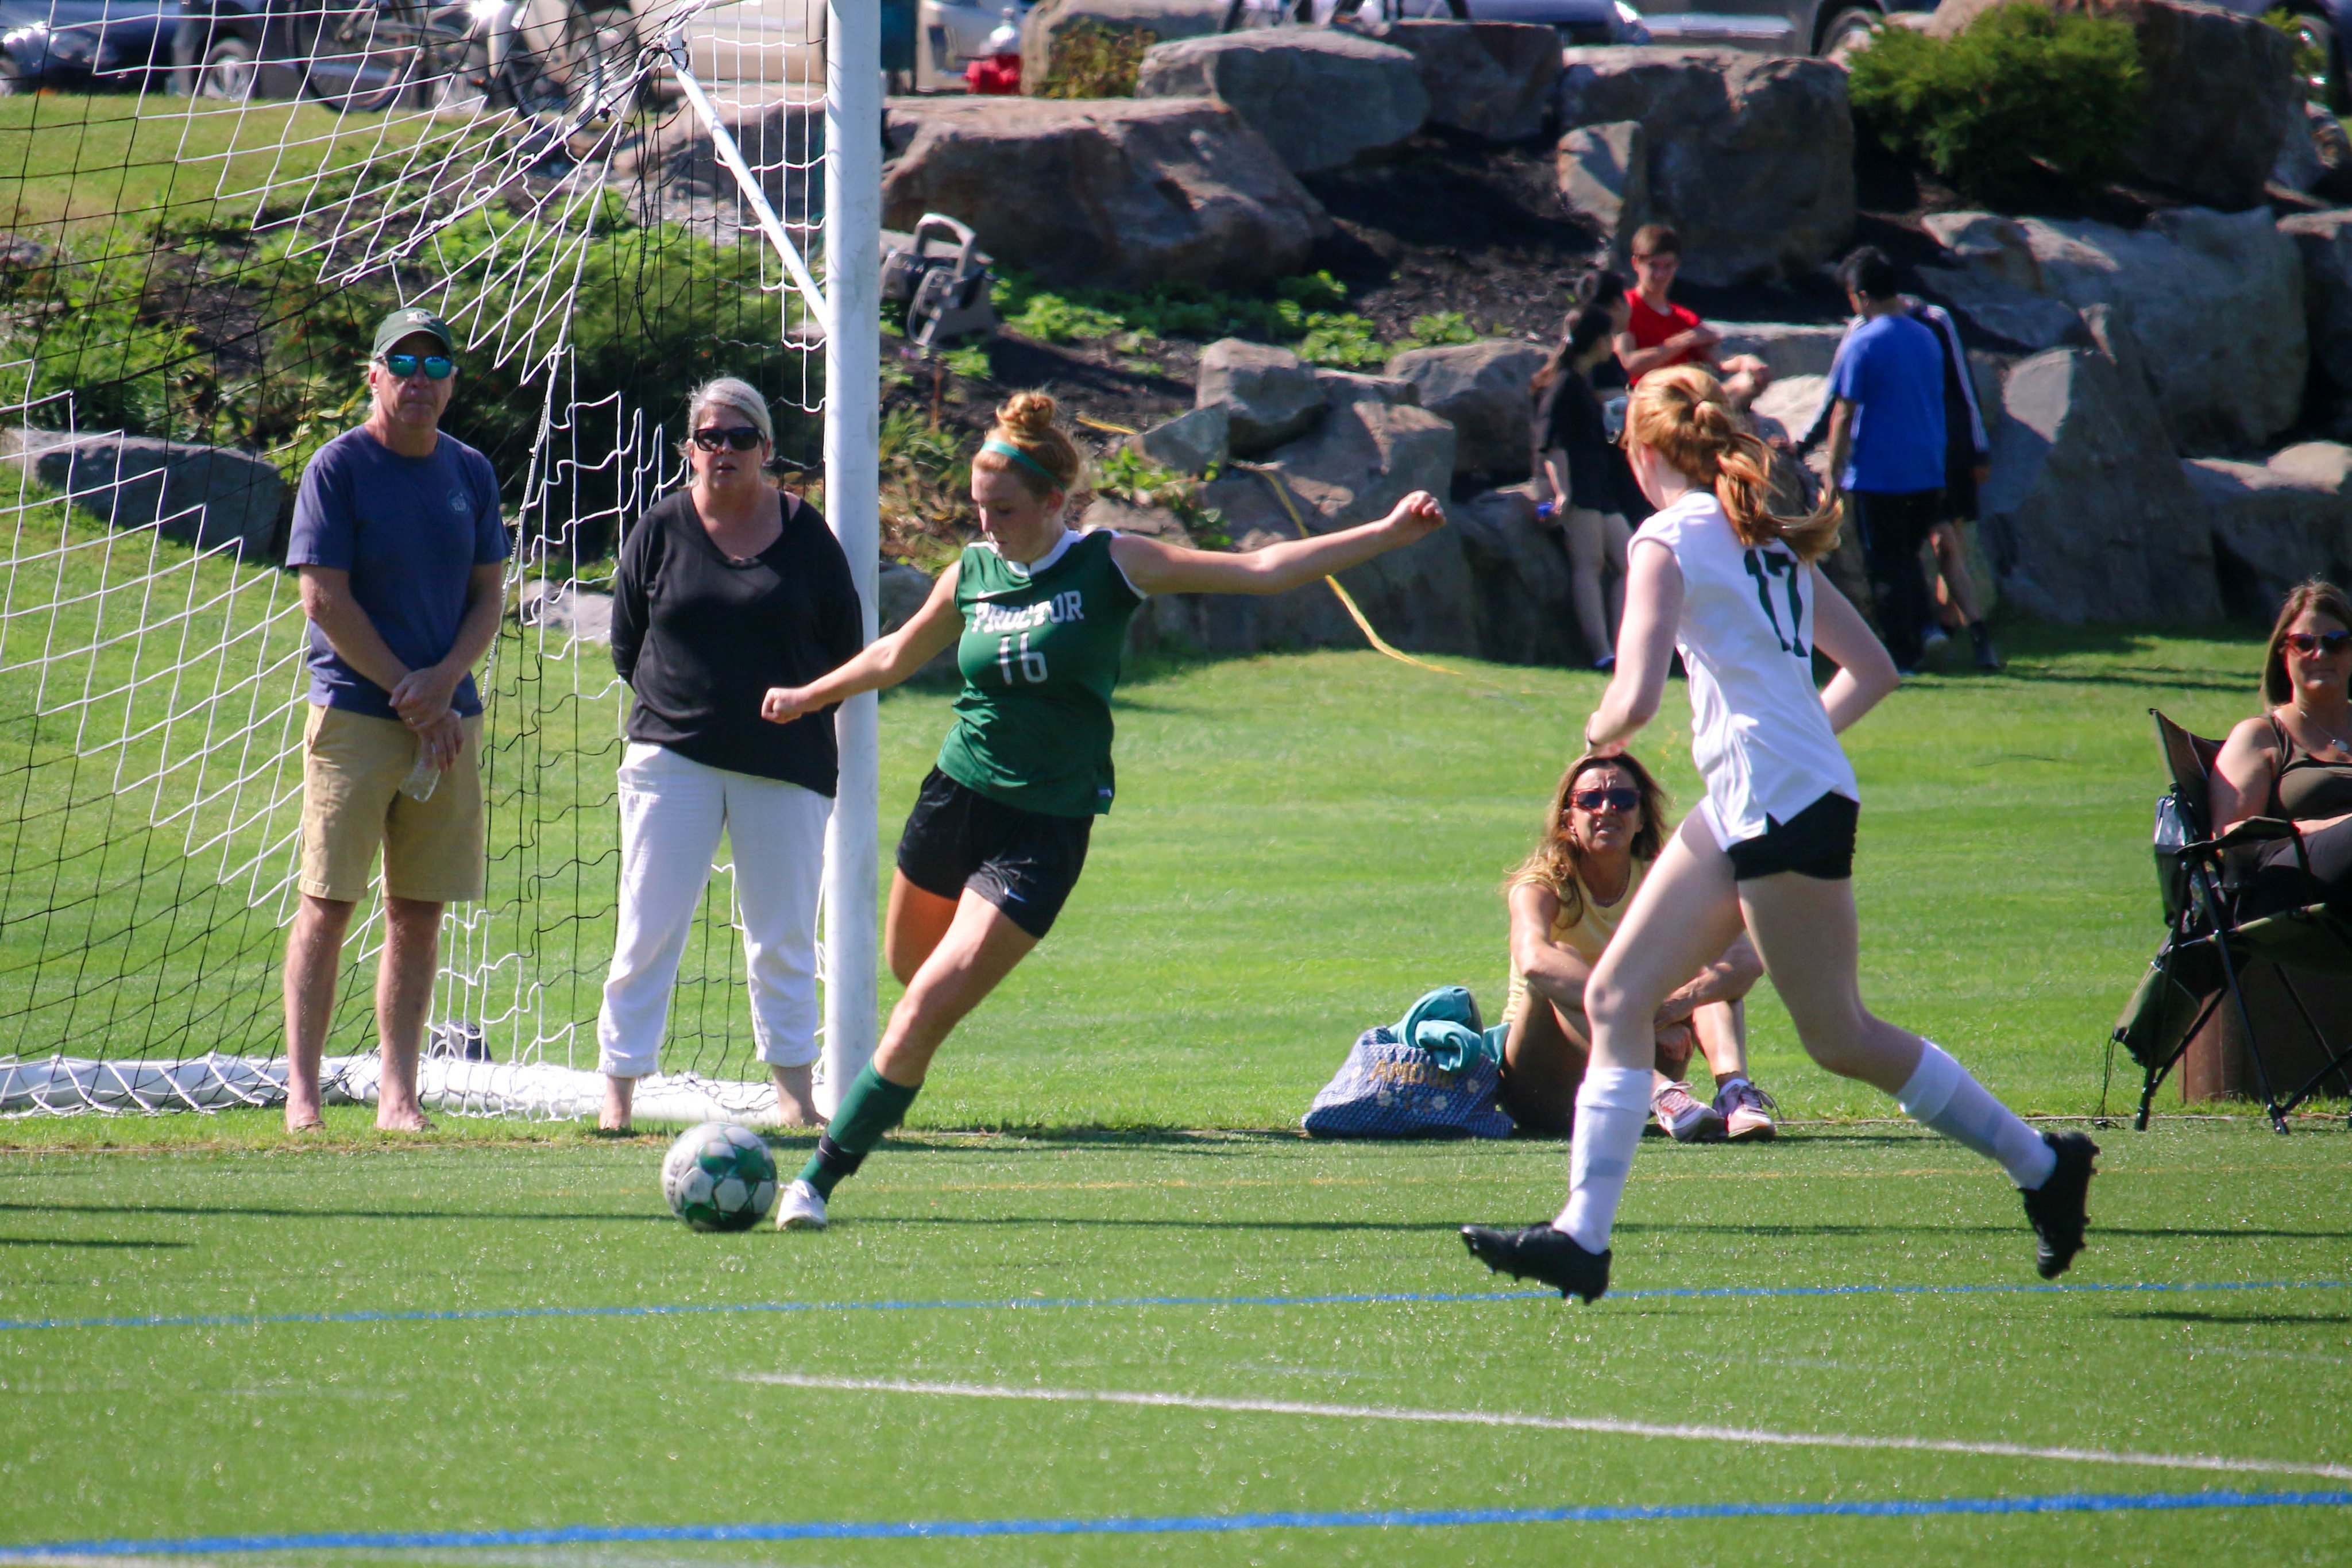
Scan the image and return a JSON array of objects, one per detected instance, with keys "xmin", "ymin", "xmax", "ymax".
[{"xmin": 774, "ymin": 1178, "xmax": 829, "ymax": 1231}]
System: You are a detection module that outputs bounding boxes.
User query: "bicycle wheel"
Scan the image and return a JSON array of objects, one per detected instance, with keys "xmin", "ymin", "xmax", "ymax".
[
  {"xmin": 500, "ymin": 0, "xmax": 628, "ymax": 122},
  {"xmin": 299, "ymin": 3, "xmax": 423, "ymax": 111}
]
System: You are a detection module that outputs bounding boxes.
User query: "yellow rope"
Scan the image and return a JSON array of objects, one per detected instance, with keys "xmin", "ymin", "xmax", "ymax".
[
  {"xmin": 1232, "ymin": 462, "xmax": 1482, "ymax": 682},
  {"xmin": 1075, "ymin": 414, "xmax": 1140, "ymax": 436}
]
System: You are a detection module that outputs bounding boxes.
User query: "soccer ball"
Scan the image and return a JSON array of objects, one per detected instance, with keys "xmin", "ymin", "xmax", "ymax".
[{"xmin": 661, "ymin": 1121, "xmax": 778, "ymax": 1232}]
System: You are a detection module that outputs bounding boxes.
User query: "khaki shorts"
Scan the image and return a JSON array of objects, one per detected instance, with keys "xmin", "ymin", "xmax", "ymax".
[{"xmin": 300, "ymin": 704, "xmax": 486, "ymax": 904}]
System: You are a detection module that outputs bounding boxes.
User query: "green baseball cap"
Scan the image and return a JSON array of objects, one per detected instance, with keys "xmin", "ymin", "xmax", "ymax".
[{"xmin": 371, "ymin": 307, "xmax": 457, "ymax": 360}]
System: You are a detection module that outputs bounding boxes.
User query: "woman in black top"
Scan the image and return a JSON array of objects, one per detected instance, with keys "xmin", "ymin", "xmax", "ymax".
[
  {"xmin": 1531, "ymin": 271, "xmax": 1635, "ymax": 671},
  {"xmin": 2212, "ymin": 579, "xmax": 2352, "ymax": 917},
  {"xmin": 597, "ymin": 377, "xmax": 861, "ymax": 1131}
]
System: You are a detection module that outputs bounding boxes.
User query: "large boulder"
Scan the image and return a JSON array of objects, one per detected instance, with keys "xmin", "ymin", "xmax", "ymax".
[
  {"xmin": 1134, "ymin": 30, "xmax": 1427, "ymax": 173},
  {"xmin": 615, "ymin": 101, "xmax": 821, "ymax": 232},
  {"xmin": 880, "ymin": 96, "xmax": 1328, "ymax": 291},
  {"xmin": 2185, "ymin": 443, "xmax": 2352, "ymax": 616},
  {"xmin": 1019, "ymin": 0, "xmax": 1225, "ymax": 96},
  {"xmin": 1130, "ymin": 405, "xmax": 1229, "ymax": 477},
  {"xmin": 1921, "ymin": 208, "xmax": 2304, "ymax": 454},
  {"xmin": 1365, "ymin": 20, "xmax": 1563, "ymax": 144},
  {"xmin": 2281, "ymin": 210, "xmax": 2352, "ymax": 439},
  {"xmin": 1976, "ymin": 331, "xmax": 2220, "ymax": 625},
  {"xmin": 876, "ymin": 561, "xmax": 961, "ymax": 679},
  {"xmin": 1710, "ymin": 322, "xmax": 1848, "ymax": 382},
  {"xmin": 1554, "ymin": 48, "xmax": 1853, "ymax": 286},
  {"xmin": 1196, "ymin": 339, "xmax": 1327, "ymax": 456},
  {"xmin": 1926, "ymin": 0, "xmax": 2296, "ymax": 213},
  {"xmin": 1174, "ymin": 399, "xmax": 1476, "ymax": 654},
  {"xmin": 1555, "ymin": 121, "xmax": 1648, "ymax": 265},
  {"xmin": 6, "ymin": 431, "xmax": 289, "ymax": 561},
  {"xmin": 1451, "ymin": 484, "xmax": 1588, "ymax": 665},
  {"xmin": 1385, "ymin": 338, "xmax": 1550, "ymax": 476}
]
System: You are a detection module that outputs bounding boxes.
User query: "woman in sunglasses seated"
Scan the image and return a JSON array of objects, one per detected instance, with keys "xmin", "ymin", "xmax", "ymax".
[
  {"xmin": 2210, "ymin": 579, "xmax": 2352, "ymax": 917},
  {"xmin": 1501, "ymin": 751, "xmax": 1774, "ymax": 1140},
  {"xmin": 596, "ymin": 377, "xmax": 862, "ymax": 1131}
]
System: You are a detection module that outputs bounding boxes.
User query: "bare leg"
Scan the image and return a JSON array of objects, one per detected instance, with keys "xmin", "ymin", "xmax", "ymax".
[
  {"xmin": 873, "ymin": 890, "xmax": 1039, "ymax": 1088},
  {"xmin": 1929, "ymin": 522, "xmax": 1979, "ymax": 627},
  {"xmin": 601, "ymin": 1073, "xmax": 634, "ymax": 1132},
  {"xmin": 884, "ymin": 871, "xmax": 961, "ymax": 987},
  {"xmin": 1585, "ymin": 818, "xmax": 1750, "ymax": 1073},
  {"xmin": 374, "ymin": 895, "xmax": 443, "ymax": 1131},
  {"xmin": 1601, "ymin": 512, "xmax": 1631, "ymax": 648},
  {"xmin": 1500, "ymin": 999, "xmax": 1589, "ymax": 1136},
  {"xmin": 768, "ymin": 1062, "xmax": 820, "ymax": 1126},
  {"xmin": 1733, "ymin": 874, "xmax": 1921, "ymax": 1093},
  {"xmin": 283, "ymin": 893, "xmax": 356, "ymax": 1131},
  {"xmin": 1690, "ymin": 997, "xmax": 1748, "ymax": 1086},
  {"xmin": 1564, "ymin": 505, "xmax": 1614, "ymax": 664}
]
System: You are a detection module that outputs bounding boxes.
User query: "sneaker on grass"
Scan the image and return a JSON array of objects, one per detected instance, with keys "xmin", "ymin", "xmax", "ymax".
[
  {"xmin": 1714, "ymin": 1077, "xmax": 1779, "ymax": 1142},
  {"xmin": 2021, "ymin": 1130, "xmax": 2098, "ymax": 1278},
  {"xmin": 1652, "ymin": 1081, "xmax": 1725, "ymax": 1142},
  {"xmin": 774, "ymin": 1177, "xmax": 828, "ymax": 1231},
  {"xmin": 1461, "ymin": 1223, "xmax": 1611, "ymax": 1303}
]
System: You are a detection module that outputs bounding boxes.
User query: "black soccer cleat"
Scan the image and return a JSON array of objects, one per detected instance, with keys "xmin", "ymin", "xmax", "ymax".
[
  {"xmin": 2021, "ymin": 1130, "xmax": 2099, "ymax": 1280},
  {"xmin": 1461, "ymin": 1223, "xmax": 1612, "ymax": 1304}
]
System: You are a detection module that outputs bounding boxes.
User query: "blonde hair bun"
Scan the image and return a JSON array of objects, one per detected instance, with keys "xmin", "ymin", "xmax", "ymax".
[
  {"xmin": 974, "ymin": 389, "xmax": 1085, "ymax": 497},
  {"xmin": 997, "ymin": 391, "xmax": 1059, "ymax": 438}
]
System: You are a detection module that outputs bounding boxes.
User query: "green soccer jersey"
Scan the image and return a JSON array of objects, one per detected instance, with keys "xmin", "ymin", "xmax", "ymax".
[{"xmin": 935, "ymin": 529, "xmax": 1146, "ymax": 818}]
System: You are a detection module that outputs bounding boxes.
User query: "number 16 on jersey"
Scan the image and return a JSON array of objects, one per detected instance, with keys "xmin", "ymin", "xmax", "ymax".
[{"xmin": 998, "ymin": 634, "xmax": 1048, "ymax": 685}]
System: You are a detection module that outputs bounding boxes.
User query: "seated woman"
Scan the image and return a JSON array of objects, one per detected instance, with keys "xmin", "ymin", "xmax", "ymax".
[
  {"xmin": 2211, "ymin": 579, "xmax": 2352, "ymax": 917},
  {"xmin": 1501, "ymin": 751, "xmax": 1775, "ymax": 1140}
]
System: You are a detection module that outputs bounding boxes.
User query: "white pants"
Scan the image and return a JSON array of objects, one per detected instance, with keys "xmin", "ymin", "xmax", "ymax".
[{"xmin": 597, "ymin": 743, "xmax": 831, "ymax": 1078}]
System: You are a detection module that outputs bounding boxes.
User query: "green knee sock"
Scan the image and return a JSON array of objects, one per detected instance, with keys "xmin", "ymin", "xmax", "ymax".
[{"xmin": 797, "ymin": 1061, "xmax": 921, "ymax": 1199}]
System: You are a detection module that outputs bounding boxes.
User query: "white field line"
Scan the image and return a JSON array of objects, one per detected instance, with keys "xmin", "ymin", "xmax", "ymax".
[{"xmin": 744, "ymin": 1373, "xmax": 2352, "ymax": 1482}]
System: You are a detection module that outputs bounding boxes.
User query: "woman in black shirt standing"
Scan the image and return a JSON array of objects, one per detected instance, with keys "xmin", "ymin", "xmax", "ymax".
[
  {"xmin": 1531, "ymin": 271, "xmax": 1635, "ymax": 671},
  {"xmin": 598, "ymin": 377, "xmax": 861, "ymax": 1131}
]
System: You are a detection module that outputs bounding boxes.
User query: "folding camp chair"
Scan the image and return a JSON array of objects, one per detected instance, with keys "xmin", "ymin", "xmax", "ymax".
[{"xmin": 2108, "ymin": 709, "xmax": 2352, "ymax": 1133}]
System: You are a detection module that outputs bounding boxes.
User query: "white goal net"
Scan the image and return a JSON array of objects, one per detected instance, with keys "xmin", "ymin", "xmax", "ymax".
[{"xmin": 0, "ymin": 0, "xmax": 875, "ymax": 1117}]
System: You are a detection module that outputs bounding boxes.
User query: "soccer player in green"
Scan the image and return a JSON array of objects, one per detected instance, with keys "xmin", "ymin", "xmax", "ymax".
[{"xmin": 756, "ymin": 392, "xmax": 1446, "ymax": 1229}]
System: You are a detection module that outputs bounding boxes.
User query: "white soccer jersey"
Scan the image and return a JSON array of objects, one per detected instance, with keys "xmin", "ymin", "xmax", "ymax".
[{"xmin": 1630, "ymin": 491, "xmax": 1859, "ymax": 847}]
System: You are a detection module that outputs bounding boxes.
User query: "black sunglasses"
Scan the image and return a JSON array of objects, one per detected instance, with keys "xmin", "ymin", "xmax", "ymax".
[
  {"xmin": 1571, "ymin": 787, "xmax": 1641, "ymax": 813},
  {"xmin": 2286, "ymin": 631, "xmax": 2352, "ymax": 656},
  {"xmin": 691, "ymin": 426, "xmax": 766, "ymax": 453},
  {"xmin": 380, "ymin": 352, "xmax": 455, "ymax": 380}
]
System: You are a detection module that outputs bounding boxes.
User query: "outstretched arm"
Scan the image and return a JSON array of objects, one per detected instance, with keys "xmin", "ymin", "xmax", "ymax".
[
  {"xmin": 760, "ymin": 562, "xmax": 964, "ymax": 725},
  {"xmin": 1107, "ymin": 491, "xmax": 1445, "ymax": 597},
  {"xmin": 1583, "ymin": 536, "xmax": 1681, "ymax": 752},
  {"xmin": 1809, "ymin": 567, "xmax": 1900, "ymax": 732}
]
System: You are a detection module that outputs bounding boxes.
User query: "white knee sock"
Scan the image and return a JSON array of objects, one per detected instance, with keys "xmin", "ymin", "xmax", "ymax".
[
  {"xmin": 1897, "ymin": 1041, "xmax": 2057, "ymax": 1190},
  {"xmin": 1553, "ymin": 1065, "xmax": 1652, "ymax": 1252}
]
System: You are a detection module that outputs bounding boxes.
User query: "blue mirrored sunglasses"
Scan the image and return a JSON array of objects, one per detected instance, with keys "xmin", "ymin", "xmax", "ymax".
[{"xmin": 380, "ymin": 352, "xmax": 455, "ymax": 380}]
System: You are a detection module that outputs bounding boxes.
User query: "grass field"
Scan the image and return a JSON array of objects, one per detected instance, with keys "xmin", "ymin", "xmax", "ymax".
[{"xmin": 0, "ymin": 1119, "xmax": 2347, "ymax": 1564}]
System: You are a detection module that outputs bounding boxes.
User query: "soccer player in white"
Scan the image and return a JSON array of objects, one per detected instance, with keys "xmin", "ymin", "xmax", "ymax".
[{"xmin": 1462, "ymin": 364, "xmax": 2096, "ymax": 1303}]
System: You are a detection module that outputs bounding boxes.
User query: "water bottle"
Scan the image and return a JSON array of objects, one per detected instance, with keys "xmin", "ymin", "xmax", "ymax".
[
  {"xmin": 398, "ymin": 736, "xmax": 441, "ymax": 804},
  {"xmin": 1535, "ymin": 500, "xmax": 1557, "ymax": 522}
]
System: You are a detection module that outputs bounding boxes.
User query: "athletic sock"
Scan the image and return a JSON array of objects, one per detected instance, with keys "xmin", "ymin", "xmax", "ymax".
[
  {"xmin": 1897, "ymin": 1041, "xmax": 2057, "ymax": 1189},
  {"xmin": 797, "ymin": 1061, "xmax": 921, "ymax": 1199},
  {"xmin": 1552, "ymin": 1064, "xmax": 1651, "ymax": 1252}
]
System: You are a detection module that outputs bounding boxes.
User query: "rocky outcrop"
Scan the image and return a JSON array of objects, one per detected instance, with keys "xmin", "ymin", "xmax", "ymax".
[
  {"xmin": 1554, "ymin": 48, "xmax": 1853, "ymax": 286},
  {"xmin": 1367, "ymin": 20, "xmax": 1562, "ymax": 144},
  {"xmin": 880, "ymin": 96, "xmax": 1328, "ymax": 291},
  {"xmin": 1555, "ymin": 121, "xmax": 1648, "ymax": 265},
  {"xmin": 1927, "ymin": 0, "xmax": 2296, "ymax": 213},
  {"xmin": 1131, "ymin": 406, "xmax": 1229, "ymax": 476},
  {"xmin": 2281, "ymin": 210, "xmax": 2352, "ymax": 439},
  {"xmin": 517, "ymin": 580, "xmax": 612, "ymax": 644},
  {"xmin": 876, "ymin": 561, "xmax": 961, "ymax": 679},
  {"xmin": 616, "ymin": 101, "xmax": 821, "ymax": 232},
  {"xmin": 1173, "ymin": 399, "xmax": 1475, "ymax": 654},
  {"xmin": 1710, "ymin": 322, "xmax": 1847, "ymax": 382},
  {"xmin": 1976, "ymin": 330, "xmax": 2220, "ymax": 625},
  {"xmin": 1196, "ymin": 339, "xmax": 1327, "ymax": 456},
  {"xmin": 1385, "ymin": 338, "xmax": 1549, "ymax": 476},
  {"xmin": 1314, "ymin": 368, "xmax": 1420, "ymax": 408},
  {"xmin": 1019, "ymin": 0, "xmax": 1225, "ymax": 96},
  {"xmin": 2186, "ymin": 443, "xmax": 2352, "ymax": 616},
  {"xmin": 6, "ymin": 431, "xmax": 289, "ymax": 561},
  {"xmin": 1451, "ymin": 484, "xmax": 1586, "ymax": 665},
  {"xmin": 1921, "ymin": 208, "xmax": 2304, "ymax": 454},
  {"xmin": 1134, "ymin": 30, "xmax": 1427, "ymax": 173}
]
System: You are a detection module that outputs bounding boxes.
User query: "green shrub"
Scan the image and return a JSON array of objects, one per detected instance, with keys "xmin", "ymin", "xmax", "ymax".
[
  {"xmin": 1094, "ymin": 445, "xmax": 1229, "ymax": 547},
  {"xmin": 1848, "ymin": 1, "xmax": 2144, "ymax": 204},
  {"xmin": 1038, "ymin": 21, "xmax": 1153, "ymax": 98}
]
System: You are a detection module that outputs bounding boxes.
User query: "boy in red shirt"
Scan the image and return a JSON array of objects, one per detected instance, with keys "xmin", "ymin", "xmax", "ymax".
[{"xmin": 1615, "ymin": 224, "xmax": 1718, "ymax": 386}]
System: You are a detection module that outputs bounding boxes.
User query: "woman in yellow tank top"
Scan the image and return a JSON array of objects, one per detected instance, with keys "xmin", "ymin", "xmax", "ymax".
[{"xmin": 1501, "ymin": 752, "xmax": 1776, "ymax": 1139}]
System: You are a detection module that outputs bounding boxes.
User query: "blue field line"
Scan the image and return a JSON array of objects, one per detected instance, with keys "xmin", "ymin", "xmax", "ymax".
[
  {"xmin": 0, "ymin": 1276, "xmax": 2344, "ymax": 1335},
  {"xmin": 3, "ymin": 1488, "xmax": 2347, "ymax": 1558}
]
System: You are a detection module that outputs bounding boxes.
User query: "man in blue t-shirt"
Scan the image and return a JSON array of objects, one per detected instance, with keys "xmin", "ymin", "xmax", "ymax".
[
  {"xmin": 279, "ymin": 307, "xmax": 509, "ymax": 1133},
  {"xmin": 1823, "ymin": 247, "xmax": 1947, "ymax": 674}
]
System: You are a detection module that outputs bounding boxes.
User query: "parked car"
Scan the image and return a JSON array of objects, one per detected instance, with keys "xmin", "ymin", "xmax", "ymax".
[{"xmin": 0, "ymin": 0, "xmax": 179, "ymax": 91}]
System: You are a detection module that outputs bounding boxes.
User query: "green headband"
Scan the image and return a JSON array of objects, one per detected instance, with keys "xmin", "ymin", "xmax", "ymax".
[{"xmin": 981, "ymin": 438, "xmax": 1062, "ymax": 489}]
